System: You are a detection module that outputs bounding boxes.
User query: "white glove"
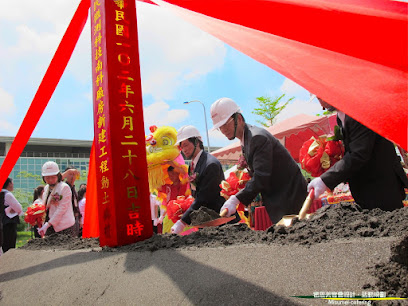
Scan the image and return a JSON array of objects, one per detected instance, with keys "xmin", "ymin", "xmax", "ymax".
[
  {"xmin": 307, "ymin": 177, "xmax": 329, "ymax": 198},
  {"xmin": 171, "ymin": 220, "xmax": 186, "ymax": 234},
  {"xmin": 37, "ymin": 222, "xmax": 51, "ymax": 237},
  {"xmin": 220, "ymin": 195, "xmax": 240, "ymax": 217}
]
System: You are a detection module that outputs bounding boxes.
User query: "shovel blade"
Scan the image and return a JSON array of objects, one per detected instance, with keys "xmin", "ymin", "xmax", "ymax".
[{"xmin": 194, "ymin": 216, "xmax": 236, "ymax": 228}]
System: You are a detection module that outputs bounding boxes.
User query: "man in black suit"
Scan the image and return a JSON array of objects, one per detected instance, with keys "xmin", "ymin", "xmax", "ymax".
[
  {"xmin": 308, "ymin": 97, "xmax": 408, "ymax": 210},
  {"xmin": 171, "ymin": 125, "xmax": 226, "ymax": 234},
  {"xmin": 210, "ymin": 98, "xmax": 307, "ymax": 224}
]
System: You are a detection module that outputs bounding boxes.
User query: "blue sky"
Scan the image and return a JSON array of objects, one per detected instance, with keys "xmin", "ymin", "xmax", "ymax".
[{"xmin": 0, "ymin": 0, "xmax": 324, "ymax": 148}]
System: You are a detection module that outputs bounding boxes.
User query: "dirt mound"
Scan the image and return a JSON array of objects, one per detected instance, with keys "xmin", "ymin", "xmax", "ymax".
[
  {"xmin": 190, "ymin": 206, "xmax": 220, "ymax": 226},
  {"xmin": 22, "ymin": 234, "xmax": 99, "ymax": 250},
  {"xmin": 365, "ymin": 234, "xmax": 408, "ymax": 302},
  {"xmin": 22, "ymin": 204, "xmax": 408, "ymax": 252},
  {"xmin": 267, "ymin": 204, "xmax": 408, "ymax": 245}
]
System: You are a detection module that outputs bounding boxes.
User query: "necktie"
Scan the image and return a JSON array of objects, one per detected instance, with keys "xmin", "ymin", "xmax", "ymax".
[{"xmin": 190, "ymin": 162, "xmax": 195, "ymax": 173}]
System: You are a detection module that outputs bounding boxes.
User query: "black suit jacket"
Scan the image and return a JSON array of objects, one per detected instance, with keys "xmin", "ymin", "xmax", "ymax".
[
  {"xmin": 236, "ymin": 124, "xmax": 307, "ymax": 224},
  {"xmin": 181, "ymin": 151, "xmax": 226, "ymax": 224},
  {"xmin": 321, "ymin": 115, "xmax": 408, "ymax": 210}
]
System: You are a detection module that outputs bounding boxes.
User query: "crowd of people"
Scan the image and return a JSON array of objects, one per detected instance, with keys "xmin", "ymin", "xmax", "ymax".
[
  {"xmin": 1, "ymin": 96, "xmax": 407, "ymax": 251},
  {"xmin": 0, "ymin": 162, "xmax": 87, "ymax": 254}
]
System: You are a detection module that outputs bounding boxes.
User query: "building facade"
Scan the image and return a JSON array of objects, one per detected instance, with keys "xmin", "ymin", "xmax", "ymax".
[{"xmin": 0, "ymin": 136, "xmax": 92, "ymax": 194}]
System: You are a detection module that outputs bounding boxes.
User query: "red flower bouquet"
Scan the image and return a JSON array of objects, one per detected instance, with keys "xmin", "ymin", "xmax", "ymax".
[
  {"xmin": 24, "ymin": 203, "xmax": 46, "ymax": 227},
  {"xmin": 220, "ymin": 170, "xmax": 251, "ymax": 212},
  {"xmin": 166, "ymin": 196, "xmax": 194, "ymax": 223},
  {"xmin": 299, "ymin": 135, "xmax": 344, "ymax": 177}
]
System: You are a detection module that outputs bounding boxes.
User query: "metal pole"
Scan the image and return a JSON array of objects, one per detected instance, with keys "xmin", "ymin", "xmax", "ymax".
[
  {"xmin": 184, "ymin": 100, "xmax": 211, "ymax": 153},
  {"xmin": 200, "ymin": 102, "xmax": 211, "ymax": 153}
]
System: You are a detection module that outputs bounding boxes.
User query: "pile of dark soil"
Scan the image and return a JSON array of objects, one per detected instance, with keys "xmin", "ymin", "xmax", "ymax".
[
  {"xmin": 365, "ymin": 234, "xmax": 408, "ymax": 299},
  {"xmin": 22, "ymin": 234, "xmax": 100, "ymax": 250},
  {"xmin": 22, "ymin": 204, "xmax": 408, "ymax": 252},
  {"xmin": 190, "ymin": 206, "xmax": 220, "ymax": 226}
]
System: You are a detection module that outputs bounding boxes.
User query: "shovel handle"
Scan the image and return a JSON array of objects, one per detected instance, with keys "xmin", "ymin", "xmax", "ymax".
[
  {"xmin": 220, "ymin": 208, "xmax": 228, "ymax": 217},
  {"xmin": 298, "ymin": 188, "xmax": 315, "ymax": 220}
]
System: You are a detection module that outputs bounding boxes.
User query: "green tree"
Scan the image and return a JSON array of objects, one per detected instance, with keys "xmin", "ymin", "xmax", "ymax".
[
  {"xmin": 13, "ymin": 188, "xmax": 33, "ymax": 231},
  {"xmin": 316, "ymin": 109, "xmax": 335, "ymax": 117},
  {"xmin": 16, "ymin": 171, "xmax": 42, "ymax": 183},
  {"xmin": 13, "ymin": 188, "xmax": 33, "ymax": 210},
  {"xmin": 252, "ymin": 94, "xmax": 294, "ymax": 127}
]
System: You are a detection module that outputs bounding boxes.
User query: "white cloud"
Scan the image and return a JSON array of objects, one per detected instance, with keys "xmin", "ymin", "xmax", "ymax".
[
  {"xmin": 65, "ymin": 19, "xmax": 92, "ymax": 84},
  {"xmin": 143, "ymin": 101, "xmax": 189, "ymax": 128},
  {"xmin": 0, "ymin": 0, "xmax": 78, "ymax": 25},
  {"xmin": 0, "ymin": 121, "xmax": 18, "ymax": 136},
  {"xmin": 0, "ymin": 0, "xmax": 84, "ymax": 91},
  {"xmin": 0, "ymin": 88, "xmax": 16, "ymax": 116},
  {"xmin": 0, "ymin": 0, "xmax": 227, "ymax": 140},
  {"xmin": 137, "ymin": 3, "xmax": 226, "ymax": 100},
  {"xmin": 10, "ymin": 25, "xmax": 61, "ymax": 56},
  {"xmin": 280, "ymin": 78, "xmax": 307, "ymax": 96},
  {"xmin": 0, "ymin": 87, "xmax": 18, "ymax": 135},
  {"xmin": 275, "ymin": 98, "xmax": 322, "ymax": 123},
  {"xmin": 266, "ymin": 77, "xmax": 322, "ymax": 123}
]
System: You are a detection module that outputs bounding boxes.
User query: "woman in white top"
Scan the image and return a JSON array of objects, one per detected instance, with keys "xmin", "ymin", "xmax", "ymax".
[{"xmin": 37, "ymin": 161, "xmax": 75, "ymax": 237}]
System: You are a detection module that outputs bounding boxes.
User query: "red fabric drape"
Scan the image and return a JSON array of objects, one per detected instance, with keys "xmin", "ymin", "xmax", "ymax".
[
  {"xmin": 151, "ymin": 0, "xmax": 408, "ymax": 150},
  {"xmin": 0, "ymin": 0, "xmax": 90, "ymax": 187},
  {"xmin": 82, "ymin": 141, "xmax": 99, "ymax": 238}
]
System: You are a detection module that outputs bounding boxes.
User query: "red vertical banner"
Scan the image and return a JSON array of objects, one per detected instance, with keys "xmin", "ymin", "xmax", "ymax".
[{"xmin": 90, "ymin": 0, "xmax": 153, "ymax": 247}]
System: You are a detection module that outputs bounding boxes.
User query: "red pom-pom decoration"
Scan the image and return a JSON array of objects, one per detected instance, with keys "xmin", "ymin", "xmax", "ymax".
[
  {"xmin": 299, "ymin": 136, "xmax": 344, "ymax": 177},
  {"xmin": 24, "ymin": 203, "xmax": 46, "ymax": 227},
  {"xmin": 166, "ymin": 196, "xmax": 194, "ymax": 223}
]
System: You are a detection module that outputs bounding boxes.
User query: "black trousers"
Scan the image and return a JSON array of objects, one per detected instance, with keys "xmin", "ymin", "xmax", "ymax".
[{"xmin": 2, "ymin": 223, "xmax": 17, "ymax": 253}]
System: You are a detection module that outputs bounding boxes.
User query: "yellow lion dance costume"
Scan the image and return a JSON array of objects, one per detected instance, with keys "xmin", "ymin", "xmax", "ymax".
[
  {"xmin": 145, "ymin": 125, "xmax": 187, "ymax": 193},
  {"xmin": 146, "ymin": 125, "xmax": 193, "ymax": 234}
]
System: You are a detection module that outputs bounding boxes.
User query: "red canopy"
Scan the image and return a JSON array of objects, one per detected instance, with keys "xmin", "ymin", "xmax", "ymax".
[
  {"xmin": 212, "ymin": 114, "xmax": 337, "ymax": 164},
  {"xmin": 152, "ymin": 0, "xmax": 408, "ymax": 150}
]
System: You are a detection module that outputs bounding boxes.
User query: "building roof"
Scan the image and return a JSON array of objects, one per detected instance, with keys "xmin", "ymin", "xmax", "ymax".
[{"xmin": 0, "ymin": 136, "xmax": 93, "ymax": 147}]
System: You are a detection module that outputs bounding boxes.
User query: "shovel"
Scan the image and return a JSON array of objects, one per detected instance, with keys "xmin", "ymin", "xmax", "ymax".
[
  {"xmin": 194, "ymin": 208, "xmax": 236, "ymax": 228},
  {"xmin": 275, "ymin": 188, "xmax": 315, "ymax": 227}
]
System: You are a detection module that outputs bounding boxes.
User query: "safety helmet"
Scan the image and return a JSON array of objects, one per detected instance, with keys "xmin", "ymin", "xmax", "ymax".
[
  {"xmin": 210, "ymin": 97, "xmax": 241, "ymax": 130},
  {"xmin": 42, "ymin": 161, "xmax": 60, "ymax": 176},
  {"xmin": 176, "ymin": 125, "xmax": 202, "ymax": 145}
]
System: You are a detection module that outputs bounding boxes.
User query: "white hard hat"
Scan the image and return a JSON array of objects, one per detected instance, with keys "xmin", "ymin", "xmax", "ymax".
[
  {"xmin": 210, "ymin": 97, "xmax": 241, "ymax": 130},
  {"xmin": 42, "ymin": 161, "xmax": 60, "ymax": 176},
  {"xmin": 176, "ymin": 125, "xmax": 202, "ymax": 144}
]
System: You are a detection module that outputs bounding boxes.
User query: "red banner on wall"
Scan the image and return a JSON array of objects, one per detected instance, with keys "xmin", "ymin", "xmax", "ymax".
[{"xmin": 91, "ymin": 0, "xmax": 153, "ymax": 247}]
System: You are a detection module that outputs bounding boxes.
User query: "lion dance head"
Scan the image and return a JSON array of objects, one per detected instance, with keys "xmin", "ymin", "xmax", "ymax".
[{"xmin": 146, "ymin": 125, "xmax": 185, "ymax": 192}]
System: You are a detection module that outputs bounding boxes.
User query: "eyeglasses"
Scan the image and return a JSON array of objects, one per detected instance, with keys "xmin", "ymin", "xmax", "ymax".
[{"xmin": 218, "ymin": 117, "xmax": 234, "ymax": 131}]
